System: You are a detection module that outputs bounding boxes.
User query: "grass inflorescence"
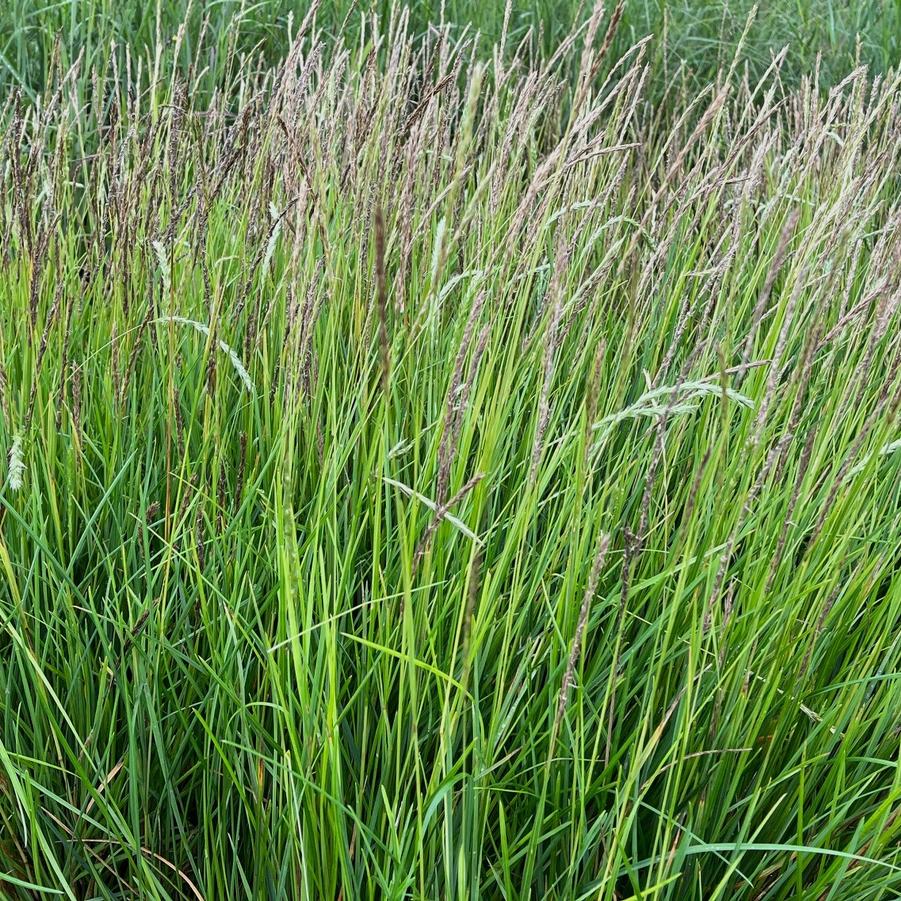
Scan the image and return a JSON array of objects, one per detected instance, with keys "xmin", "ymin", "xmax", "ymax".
[
  {"xmin": 2, "ymin": 0, "xmax": 900, "ymax": 101},
  {"xmin": 1, "ymin": 4, "xmax": 900, "ymax": 898}
]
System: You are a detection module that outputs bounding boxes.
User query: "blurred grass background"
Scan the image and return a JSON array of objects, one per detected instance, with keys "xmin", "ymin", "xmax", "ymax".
[{"xmin": 2, "ymin": 0, "xmax": 900, "ymax": 101}]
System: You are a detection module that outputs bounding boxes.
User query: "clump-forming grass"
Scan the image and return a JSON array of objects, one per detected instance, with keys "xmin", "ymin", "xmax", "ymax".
[{"xmin": 1, "ymin": 4, "xmax": 900, "ymax": 898}]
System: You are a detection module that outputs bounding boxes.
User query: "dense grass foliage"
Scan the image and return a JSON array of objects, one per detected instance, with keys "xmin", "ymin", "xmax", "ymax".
[
  {"xmin": 2, "ymin": 0, "xmax": 900, "ymax": 99},
  {"xmin": 2, "ymin": 5, "xmax": 901, "ymax": 898}
]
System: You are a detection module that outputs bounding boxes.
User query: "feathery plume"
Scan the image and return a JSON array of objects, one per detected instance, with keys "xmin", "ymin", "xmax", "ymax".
[
  {"xmin": 7, "ymin": 433, "xmax": 25, "ymax": 492},
  {"xmin": 556, "ymin": 532, "xmax": 611, "ymax": 726},
  {"xmin": 158, "ymin": 316, "xmax": 254, "ymax": 393}
]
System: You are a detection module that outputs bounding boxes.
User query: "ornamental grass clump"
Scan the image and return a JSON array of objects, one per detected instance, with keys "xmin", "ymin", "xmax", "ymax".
[{"xmin": 0, "ymin": 3, "xmax": 900, "ymax": 898}]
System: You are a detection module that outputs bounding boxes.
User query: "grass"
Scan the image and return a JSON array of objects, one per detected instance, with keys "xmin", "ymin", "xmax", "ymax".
[
  {"xmin": 1, "ymin": 0, "xmax": 900, "ymax": 100},
  {"xmin": 1, "ymin": 3, "xmax": 901, "ymax": 898}
]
